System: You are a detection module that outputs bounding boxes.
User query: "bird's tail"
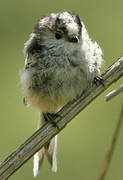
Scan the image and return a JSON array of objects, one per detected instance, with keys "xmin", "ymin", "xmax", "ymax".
[{"xmin": 33, "ymin": 113, "xmax": 58, "ymax": 177}]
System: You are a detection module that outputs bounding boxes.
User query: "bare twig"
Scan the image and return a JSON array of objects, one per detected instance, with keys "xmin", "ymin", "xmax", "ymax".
[
  {"xmin": 0, "ymin": 56, "xmax": 123, "ymax": 180},
  {"xmin": 98, "ymin": 104, "xmax": 123, "ymax": 180},
  {"xmin": 105, "ymin": 84, "xmax": 123, "ymax": 101}
]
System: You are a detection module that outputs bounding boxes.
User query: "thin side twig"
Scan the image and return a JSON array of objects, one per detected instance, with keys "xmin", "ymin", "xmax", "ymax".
[
  {"xmin": 98, "ymin": 104, "xmax": 123, "ymax": 180},
  {"xmin": 105, "ymin": 84, "xmax": 123, "ymax": 101},
  {"xmin": 0, "ymin": 56, "xmax": 123, "ymax": 180}
]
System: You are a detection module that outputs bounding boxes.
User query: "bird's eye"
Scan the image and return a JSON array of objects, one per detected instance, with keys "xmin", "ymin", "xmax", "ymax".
[{"xmin": 55, "ymin": 31, "xmax": 62, "ymax": 39}]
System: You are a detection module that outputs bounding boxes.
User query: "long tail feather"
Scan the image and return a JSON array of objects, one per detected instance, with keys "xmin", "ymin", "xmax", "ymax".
[
  {"xmin": 33, "ymin": 113, "xmax": 58, "ymax": 177},
  {"xmin": 33, "ymin": 147, "xmax": 45, "ymax": 177},
  {"xmin": 51, "ymin": 135, "xmax": 58, "ymax": 172},
  {"xmin": 45, "ymin": 135, "xmax": 58, "ymax": 172}
]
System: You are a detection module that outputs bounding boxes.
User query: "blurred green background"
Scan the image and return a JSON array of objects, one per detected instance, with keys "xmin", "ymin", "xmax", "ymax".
[{"xmin": 0, "ymin": 0, "xmax": 123, "ymax": 179}]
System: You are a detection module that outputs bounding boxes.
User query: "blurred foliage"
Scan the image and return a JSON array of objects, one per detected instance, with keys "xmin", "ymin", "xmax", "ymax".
[{"xmin": 0, "ymin": 0, "xmax": 123, "ymax": 180}]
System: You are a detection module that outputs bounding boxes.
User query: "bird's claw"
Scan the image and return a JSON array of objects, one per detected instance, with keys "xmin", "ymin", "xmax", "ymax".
[
  {"xmin": 93, "ymin": 76, "xmax": 105, "ymax": 87},
  {"xmin": 43, "ymin": 112, "xmax": 61, "ymax": 129}
]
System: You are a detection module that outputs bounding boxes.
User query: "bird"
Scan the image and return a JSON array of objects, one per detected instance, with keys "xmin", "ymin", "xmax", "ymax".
[{"xmin": 20, "ymin": 11, "xmax": 103, "ymax": 177}]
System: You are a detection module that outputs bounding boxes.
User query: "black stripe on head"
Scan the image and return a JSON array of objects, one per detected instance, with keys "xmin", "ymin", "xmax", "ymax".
[
  {"xmin": 55, "ymin": 11, "xmax": 82, "ymax": 38},
  {"xmin": 68, "ymin": 11, "xmax": 82, "ymax": 36},
  {"xmin": 55, "ymin": 14, "xmax": 68, "ymax": 34}
]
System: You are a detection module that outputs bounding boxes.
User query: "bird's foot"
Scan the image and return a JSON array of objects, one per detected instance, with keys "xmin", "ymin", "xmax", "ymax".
[
  {"xmin": 93, "ymin": 76, "xmax": 105, "ymax": 87},
  {"xmin": 43, "ymin": 112, "xmax": 61, "ymax": 129}
]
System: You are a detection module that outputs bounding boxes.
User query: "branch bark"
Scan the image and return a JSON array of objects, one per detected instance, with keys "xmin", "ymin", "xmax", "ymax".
[{"xmin": 0, "ymin": 56, "xmax": 123, "ymax": 180}]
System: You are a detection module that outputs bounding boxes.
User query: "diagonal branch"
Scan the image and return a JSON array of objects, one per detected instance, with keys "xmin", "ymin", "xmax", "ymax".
[{"xmin": 0, "ymin": 56, "xmax": 123, "ymax": 180}]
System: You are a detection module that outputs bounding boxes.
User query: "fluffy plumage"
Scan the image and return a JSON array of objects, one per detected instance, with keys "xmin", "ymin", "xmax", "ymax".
[{"xmin": 21, "ymin": 11, "xmax": 103, "ymax": 177}]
